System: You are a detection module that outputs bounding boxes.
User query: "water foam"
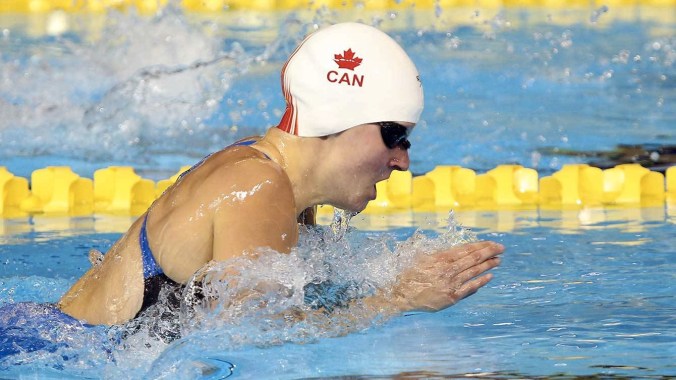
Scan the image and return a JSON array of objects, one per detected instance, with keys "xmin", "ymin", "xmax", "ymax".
[
  {"xmin": 122, "ymin": 212, "xmax": 476, "ymax": 378},
  {"xmin": 0, "ymin": 8, "xmax": 253, "ymax": 164}
]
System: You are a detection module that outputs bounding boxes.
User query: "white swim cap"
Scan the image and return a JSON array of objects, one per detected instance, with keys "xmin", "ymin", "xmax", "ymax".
[{"xmin": 277, "ymin": 22, "xmax": 424, "ymax": 137}]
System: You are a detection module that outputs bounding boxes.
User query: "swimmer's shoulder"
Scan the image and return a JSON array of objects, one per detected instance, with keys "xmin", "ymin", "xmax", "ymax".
[
  {"xmin": 195, "ymin": 144, "xmax": 291, "ymax": 193},
  {"xmin": 159, "ymin": 143, "xmax": 286, "ymax": 201}
]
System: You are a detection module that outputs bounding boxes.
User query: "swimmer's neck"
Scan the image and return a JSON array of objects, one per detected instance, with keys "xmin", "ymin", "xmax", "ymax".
[{"xmin": 254, "ymin": 127, "xmax": 333, "ymax": 215}]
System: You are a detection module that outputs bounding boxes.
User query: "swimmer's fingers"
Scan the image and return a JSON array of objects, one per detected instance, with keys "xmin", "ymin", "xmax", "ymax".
[
  {"xmin": 455, "ymin": 255, "xmax": 501, "ymax": 284},
  {"xmin": 452, "ymin": 256, "xmax": 501, "ymax": 300},
  {"xmin": 436, "ymin": 241, "xmax": 504, "ymax": 273},
  {"xmin": 453, "ymin": 273, "xmax": 494, "ymax": 302},
  {"xmin": 436, "ymin": 256, "xmax": 500, "ymax": 307}
]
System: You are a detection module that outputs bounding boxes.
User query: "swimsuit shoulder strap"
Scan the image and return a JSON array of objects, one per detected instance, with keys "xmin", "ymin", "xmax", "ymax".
[
  {"xmin": 177, "ymin": 139, "xmax": 269, "ymax": 183},
  {"xmin": 231, "ymin": 139, "xmax": 271, "ymax": 160},
  {"xmin": 139, "ymin": 213, "xmax": 163, "ymax": 279}
]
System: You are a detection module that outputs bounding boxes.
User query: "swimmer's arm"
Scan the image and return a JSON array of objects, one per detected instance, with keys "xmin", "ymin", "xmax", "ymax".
[
  {"xmin": 292, "ymin": 241, "xmax": 503, "ymax": 320},
  {"xmin": 326, "ymin": 241, "xmax": 503, "ymax": 317},
  {"xmin": 270, "ymin": 241, "xmax": 503, "ymax": 332},
  {"xmin": 207, "ymin": 241, "xmax": 503, "ymax": 336},
  {"xmin": 211, "ymin": 159, "xmax": 299, "ymax": 262}
]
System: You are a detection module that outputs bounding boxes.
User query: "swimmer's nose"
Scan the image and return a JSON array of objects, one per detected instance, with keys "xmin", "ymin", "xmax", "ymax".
[{"xmin": 390, "ymin": 147, "xmax": 410, "ymax": 171}]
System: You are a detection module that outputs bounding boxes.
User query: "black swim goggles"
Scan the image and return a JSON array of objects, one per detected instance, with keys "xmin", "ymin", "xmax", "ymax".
[{"xmin": 377, "ymin": 122, "xmax": 412, "ymax": 150}]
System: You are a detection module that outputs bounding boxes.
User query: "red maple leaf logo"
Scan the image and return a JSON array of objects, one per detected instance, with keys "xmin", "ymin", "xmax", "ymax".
[{"xmin": 334, "ymin": 48, "xmax": 362, "ymax": 71}]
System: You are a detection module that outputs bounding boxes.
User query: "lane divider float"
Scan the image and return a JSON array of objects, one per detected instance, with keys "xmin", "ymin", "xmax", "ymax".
[{"xmin": 1, "ymin": 163, "xmax": 674, "ymax": 219}]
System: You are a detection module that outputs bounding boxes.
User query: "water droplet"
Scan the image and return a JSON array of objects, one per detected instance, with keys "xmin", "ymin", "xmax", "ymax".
[
  {"xmin": 590, "ymin": 5, "xmax": 608, "ymax": 23},
  {"xmin": 330, "ymin": 208, "xmax": 357, "ymax": 241},
  {"xmin": 435, "ymin": 3, "xmax": 442, "ymax": 18}
]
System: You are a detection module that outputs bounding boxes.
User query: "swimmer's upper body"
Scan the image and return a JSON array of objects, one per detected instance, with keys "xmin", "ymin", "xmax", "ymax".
[{"xmin": 58, "ymin": 22, "xmax": 503, "ymax": 325}]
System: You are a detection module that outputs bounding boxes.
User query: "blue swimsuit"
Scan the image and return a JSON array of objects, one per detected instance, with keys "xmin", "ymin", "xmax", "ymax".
[
  {"xmin": 136, "ymin": 213, "xmax": 181, "ymax": 317},
  {"xmin": 140, "ymin": 213, "xmax": 163, "ymax": 279}
]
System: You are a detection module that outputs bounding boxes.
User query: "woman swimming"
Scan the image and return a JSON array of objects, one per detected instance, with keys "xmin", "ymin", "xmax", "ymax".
[{"xmin": 53, "ymin": 22, "xmax": 504, "ymax": 326}]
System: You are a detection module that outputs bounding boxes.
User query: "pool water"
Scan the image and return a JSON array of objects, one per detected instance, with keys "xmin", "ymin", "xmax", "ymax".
[
  {"xmin": 1, "ymin": 210, "xmax": 675, "ymax": 378},
  {"xmin": 1, "ymin": 4, "xmax": 675, "ymax": 379},
  {"xmin": 0, "ymin": 6, "xmax": 673, "ymax": 178}
]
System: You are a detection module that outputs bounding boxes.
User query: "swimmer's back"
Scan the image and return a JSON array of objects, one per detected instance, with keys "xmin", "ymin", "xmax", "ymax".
[
  {"xmin": 147, "ymin": 144, "xmax": 293, "ymax": 282},
  {"xmin": 59, "ymin": 144, "xmax": 297, "ymax": 325}
]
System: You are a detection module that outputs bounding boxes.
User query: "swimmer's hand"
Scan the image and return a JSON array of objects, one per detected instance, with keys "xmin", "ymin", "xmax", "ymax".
[{"xmin": 391, "ymin": 241, "xmax": 504, "ymax": 312}]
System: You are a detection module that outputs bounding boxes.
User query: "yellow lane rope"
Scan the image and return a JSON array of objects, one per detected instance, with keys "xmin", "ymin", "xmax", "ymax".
[{"xmin": 1, "ymin": 163, "xmax": 674, "ymax": 218}]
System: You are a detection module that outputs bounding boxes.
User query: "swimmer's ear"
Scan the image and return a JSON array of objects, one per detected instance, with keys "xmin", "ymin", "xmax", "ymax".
[
  {"xmin": 88, "ymin": 249, "xmax": 104, "ymax": 267},
  {"xmin": 297, "ymin": 206, "xmax": 316, "ymax": 226}
]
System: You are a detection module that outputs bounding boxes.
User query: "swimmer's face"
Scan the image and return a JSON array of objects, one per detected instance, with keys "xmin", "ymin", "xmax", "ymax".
[{"xmin": 329, "ymin": 122, "xmax": 413, "ymax": 212}]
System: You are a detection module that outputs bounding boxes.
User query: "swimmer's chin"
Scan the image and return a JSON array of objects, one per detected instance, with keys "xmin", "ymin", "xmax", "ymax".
[
  {"xmin": 340, "ymin": 203, "xmax": 366, "ymax": 214},
  {"xmin": 353, "ymin": 187, "xmax": 376, "ymax": 212},
  {"xmin": 332, "ymin": 187, "xmax": 376, "ymax": 213},
  {"xmin": 336, "ymin": 199, "xmax": 370, "ymax": 214},
  {"xmin": 366, "ymin": 184, "xmax": 378, "ymax": 204}
]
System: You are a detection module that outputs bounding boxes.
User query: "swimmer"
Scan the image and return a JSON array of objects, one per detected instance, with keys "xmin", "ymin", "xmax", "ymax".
[{"xmin": 56, "ymin": 22, "xmax": 504, "ymax": 325}]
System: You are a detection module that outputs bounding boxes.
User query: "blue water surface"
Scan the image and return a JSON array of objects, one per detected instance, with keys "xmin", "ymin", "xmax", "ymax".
[
  {"xmin": 1, "ymin": 209, "xmax": 675, "ymax": 378},
  {"xmin": 0, "ymin": 7, "xmax": 673, "ymax": 178}
]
